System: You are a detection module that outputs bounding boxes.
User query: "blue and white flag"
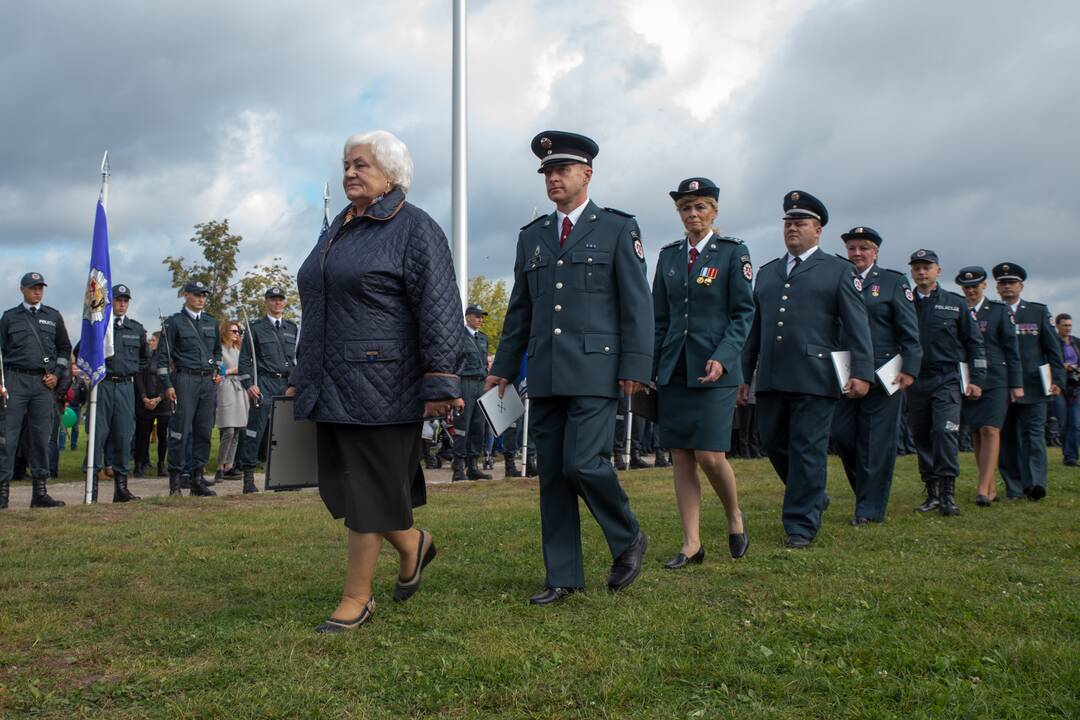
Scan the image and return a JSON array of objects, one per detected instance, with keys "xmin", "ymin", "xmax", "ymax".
[{"xmin": 76, "ymin": 199, "xmax": 114, "ymax": 385}]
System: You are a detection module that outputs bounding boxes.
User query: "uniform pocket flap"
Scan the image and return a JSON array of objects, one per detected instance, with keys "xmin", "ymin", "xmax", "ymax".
[
  {"xmin": 805, "ymin": 343, "xmax": 834, "ymax": 359},
  {"xmin": 571, "ymin": 251, "xmax": 611, "ymax": 265},
  {"xmin": 344, "ymin": 340, "xmax": 403, "ymax": 363},
  {"xmin": 584, "ymin": 334, "xmax": 620, "ymax": 354},
  {"xmin": 524, "ymin": 257, "xmax": 548, "ymax": 272}
]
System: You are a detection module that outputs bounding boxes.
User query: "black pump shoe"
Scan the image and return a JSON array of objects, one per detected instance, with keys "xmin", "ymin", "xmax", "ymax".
[
  {"xmin": 529, "ymin": 587, "xmax": 579, "ymax": 605},
  {"xmin": 729, "ymin": 511, "xmax": 749, "ymax": 559},
  {"xmin": 315, "ymin": 598, "xmax": 375, "ymax": 634},
  {"xmin": 393, "ymin": 529, "xmax": 437, "ymax": 602},
  {"xmin": 664, "ymin": 546, "xmax": 704, "ymax": 569}
]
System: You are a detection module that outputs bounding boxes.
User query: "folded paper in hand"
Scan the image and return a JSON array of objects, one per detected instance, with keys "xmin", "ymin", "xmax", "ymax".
[
  {"xmin": 831, "ymin": 351, "xmax": 852, "ymax": 393},
  {"xmin": 477, "ymin": 385, "xmax": 526, "ymax": 436},
  {"xmin": 875, "ymin": 355, "xmax": 904, "ymax": 396},
  {"xmin": 1039, "ymin": 363, "xmax": 1052, "ymax": 396}
]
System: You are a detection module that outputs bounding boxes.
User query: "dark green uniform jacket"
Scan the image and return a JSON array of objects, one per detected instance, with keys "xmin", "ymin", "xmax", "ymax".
[
  {"xmin": 973, "ymin": 300, "xmax": 1022, "ymax": 390},
  {"xmin": 859, "ymin": 264, "xmax": 922, "ymax": 380},
  {"xmin": 156, "ymin": 309, "xmax": 222, "ymax": 386},
  {"xmin": 491, "ymin": 200, "xmax": 653, "ymax": 398},
  {"xmin": 1010, "ymin": 299, "xmax": 1065, "ymax": 403},
  {"xmin": 0, "ymin": 304, "xmax": 72, "ymax": 375},
  {"xmin": 913, "ymin": 286, "xmax": 986, "ymax": 383},
  {"xmin": 461, "ymin": 328, "xmax": 488, "ymax": 377},
  {"xmin": 238, "ymin": 316, "xmax": 298, "ymax": 388}
]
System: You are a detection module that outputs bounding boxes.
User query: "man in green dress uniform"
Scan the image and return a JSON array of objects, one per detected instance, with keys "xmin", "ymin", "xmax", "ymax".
[{"xmin": 486, "ymin": 131, "xmax": 652, "ymax": 604}]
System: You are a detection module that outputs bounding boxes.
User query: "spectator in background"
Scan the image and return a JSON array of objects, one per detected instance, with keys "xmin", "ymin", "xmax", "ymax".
[
  {"xmin": 1055, "ymin": 313, "xmax": 1080, "ymax": 466},
  {"xmin": 214, "ymin": 321, "xmax": 249, "ymax": 482},
  {"xmin": 134, "ymin": 332, "xmax": 173, "ymax": 478},
  {"xmin": 58, "ymin": 369, "xmax": 86, "ymax": 451}
]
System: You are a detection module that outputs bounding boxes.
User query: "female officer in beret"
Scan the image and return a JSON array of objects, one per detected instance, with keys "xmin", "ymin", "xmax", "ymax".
[{"xmin": 652, "ymin": 178, "xmax": 755, "ymax": 565}]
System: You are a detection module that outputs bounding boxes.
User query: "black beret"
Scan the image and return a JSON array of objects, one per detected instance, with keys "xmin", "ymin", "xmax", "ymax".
[
  {"xmin": 783, "ymin": 190, "xmax": 828, "ymax": 227},
  {"xmin": 531, "ymin": 131, "xmax": 599, "ymax": 173},
  {"xmin": 669, "ymin": 177, "xmax": 719, "ymax": 202}
]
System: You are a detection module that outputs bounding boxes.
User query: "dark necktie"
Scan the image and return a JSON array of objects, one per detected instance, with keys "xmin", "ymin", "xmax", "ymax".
[
  {"xmin": 115, "ymin": 318, "xmax": 123, "ymax": 330},
  {"xmin": 560, "ymin": 216, "xmax": 572, "ymax": 246},
  {"xmin": 29, "ymin": 306, "xmax": 37, "ymax": 316},
  {"xmin": 688, "ymin": 246, "xmax": 699, "ymax": 273},
  {"xmin": 788, "ymin": 256, "xmax": 802, "ymax": 278},
  {"xmin": 274, "ymin": 319, "xmax": 281, "ymax": 330}
]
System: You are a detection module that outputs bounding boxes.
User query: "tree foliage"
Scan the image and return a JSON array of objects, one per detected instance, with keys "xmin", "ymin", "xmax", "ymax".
[
  {"xmin": 163, "ymin": 219, "xmax": 298, "ymax": 324},
  {"xmin": 467, "ymin": 275, "xmax": 509, "ymax": 353}
]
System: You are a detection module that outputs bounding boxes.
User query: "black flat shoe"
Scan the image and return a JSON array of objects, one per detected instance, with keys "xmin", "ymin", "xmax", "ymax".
[
  {"xmin": 529, "ymin": 587, "xmax": 579, "ymax": 605},
  {"xmin": 729, "ymin": 511, "xmax": 748, "ymax": 559},
  {"xmin": 664, "ymin": 546, "xmax": 704, "ymax": 569},
  {"xmin": 315, "ymin": 598, "xmax": 375, "ymax": 634},
  {"xmin": 850, "ymin": 516, "xmax": 873, "ymax": 526},
  {"xmin": 608, "ymin": 531, "xmax": 648, "ymax": 591},
  {"xmin": 785, "ymin": 534, "xmax": 812, "ymax": 549},
  {"xmin": 975, "ymin": 494, "xmax": 992, "ymax": 507},
  {"xmin": 393, "ymin": 529, "xmax": 437, "ymax": 603},
  {"xmin": 1026, "ymin": 485, "xmax": 1046, "ymax": 501}
]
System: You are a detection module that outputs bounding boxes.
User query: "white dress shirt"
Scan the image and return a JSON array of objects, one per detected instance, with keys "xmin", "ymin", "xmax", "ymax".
[{"xmin": 786, "ymin": 245, "xmax": 819, "ymax": 276}]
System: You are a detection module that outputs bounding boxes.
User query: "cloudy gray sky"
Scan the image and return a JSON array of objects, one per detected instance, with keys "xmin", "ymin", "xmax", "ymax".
[{"xmin": 1, "ymin": 0, "xmax": 1078, "ymax": 329}]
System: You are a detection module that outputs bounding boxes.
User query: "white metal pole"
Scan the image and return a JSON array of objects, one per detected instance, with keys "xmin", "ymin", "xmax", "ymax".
[
  {"xmin": 520, "ymin": 397, "xmax": 530, "ymax": 477},
  {"xmin": 85, "ymin": 152, "xmax": 109, "ymax": 504},
  {"xmin": 451, "ymin": 0, "xmax": 468, "ymax": 312},
  {"xmin": 623, "ymin": 402, "xmax": 633, "ymax": 468}
]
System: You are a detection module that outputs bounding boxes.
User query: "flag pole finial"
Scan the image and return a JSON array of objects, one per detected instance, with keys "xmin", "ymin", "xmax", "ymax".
[
  {"xmin": 324, "ymin": 181, "xmax": 330, "ymax": 202},
  {"xmin": 101, "ymin": 151, "xmax": 110, "ymax": 179}
]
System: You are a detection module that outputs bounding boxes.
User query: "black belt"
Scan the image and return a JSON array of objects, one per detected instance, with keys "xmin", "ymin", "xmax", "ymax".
[
  {"xmin": 175, "ymin": 368, "xmax": 215, "ymax": 377},
  {"xmin": 264, "ymin": 372, "xmax": 290, "ymax": 379},
  {"xmin": 7, "ymin": 366, "xmax": 45, "ymax": 375},
  {"xmin": 105, "ymin": 374, "xmax": 134, "ymax": 382},
  {"xmin": 461, "ymin": 375, "xmax": 485, "ymax": 381}
]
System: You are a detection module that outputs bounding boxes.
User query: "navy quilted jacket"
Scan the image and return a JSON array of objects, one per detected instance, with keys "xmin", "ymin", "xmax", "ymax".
[{"xmin": 292, "ymin": 189, "xmax": 464, "ymax": 424}]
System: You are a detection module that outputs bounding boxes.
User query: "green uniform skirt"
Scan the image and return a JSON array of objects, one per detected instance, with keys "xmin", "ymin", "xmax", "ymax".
[{"xmin": 657, "ymin": 353, "xmax": 737, "ymax": 452}]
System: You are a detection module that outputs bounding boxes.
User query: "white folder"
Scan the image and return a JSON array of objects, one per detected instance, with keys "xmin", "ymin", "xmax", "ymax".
[
  {"xmin": 1039, "ymin": 363, "xmax": 1053, "ymax": 396},
  {"xmin": 477, "ymin": 385, "xmax": 526, "ymax": 437},
  {"xmin": 875, "ymin": 355, "xmax": 904, "ymax": 396},
  {"xmin": 959, "ymin": 362, "xmax": 970, "ymax": 390},
  {"xmin": 831, "ymin": 351, "xmax": 852, "ymax": 393}
]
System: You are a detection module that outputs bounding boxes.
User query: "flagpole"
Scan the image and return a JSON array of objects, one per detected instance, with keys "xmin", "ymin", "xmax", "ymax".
[
  {"xmin": 451, "ymin": 0, "xmax": 468, "ymax": 312},
  {"xmin": 323, "ymin": 181, "xmax": 331, "ymax": 229},
  {"xmin": 84, "ymin": 152, "xmax": 109, "ymax": 504}
]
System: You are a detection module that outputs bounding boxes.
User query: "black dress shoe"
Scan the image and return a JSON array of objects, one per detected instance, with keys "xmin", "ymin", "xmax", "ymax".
[
  {"xmin": 729, "ymin": 511, "xmax": 749, "ymax": 559},
  {"xmin": 1065, "ymin": 459, "xmax": 1079, "ymax": 467},
  {"xmin": 529, "ymin": 587, "xmax": 579, "ymax": 605},
  {"xmin": 608, "ymin": 531, "xmax": 648, "ymax": 591},
  {"xmin": 784, "ymin": 534, "xmax": 812, "ymax": 549},
  {"xmin": 315, "ymin": 598, "xmax": 375, "ymax": 634},
  {"xmin": 975, "ymin": 494, "xmax": 992, "ymax": 507},
  {"xmin": 393, "ymin": 529, "xmax": 437, "ymax": 602},
  {"xmin": 850, "ymin": 516, "xmax": 873, "ymax": 526},
  {"xmin": 822, "ymin": 494, "xmax": 831, "ymax": 513},
  {"xmin": 1026, "ymin": 485, "xmax": 1046, "ymax": 501},
  {"xmin": 664, "ymin": 546, "xmax": 704, "ymax": 569}
]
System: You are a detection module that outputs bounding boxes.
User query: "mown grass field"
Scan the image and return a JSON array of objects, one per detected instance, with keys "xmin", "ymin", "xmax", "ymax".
[{"xmin": 1, "ymin": 451, "xmax": 1078, "ymax": 719}]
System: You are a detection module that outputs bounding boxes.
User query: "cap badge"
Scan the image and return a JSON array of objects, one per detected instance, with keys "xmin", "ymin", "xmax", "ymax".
[
  {"xmin": 540, "ymin": 137, "xmax": 552, "ymax": 150},
  {"xmin": 916, "ymin": 250, "xmax": 926, "ymax": 257},
  {"xmin": 855, "ymin": 227, "xmax": 864, "ymax": 234},
  {"xmin": 790, "ymin": 192, "xmax": 800, "ymax": 201},
  {"xmin": 31, "ymin": 273, "xmax": 40, "ymax": 280},
  {"xmin": 688, "ymin": 180, "xmax": 700, "ymax": 191},
  {"xmin": 1002, "ymin": 264, "xmax": 1010, "ymax": 271},
  {"xmin": 965, "ymin": 272, "xmax": 973, "ymax": 279}
]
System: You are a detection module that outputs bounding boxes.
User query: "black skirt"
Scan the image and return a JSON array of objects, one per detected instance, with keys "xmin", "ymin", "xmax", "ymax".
[
  {"xmin": 962, "ymin": 387, "xmax": 1008, "ymax": 430},
  {"xmin": 316, "ymin": 422, "xmax": 426, "ymax": 533}
]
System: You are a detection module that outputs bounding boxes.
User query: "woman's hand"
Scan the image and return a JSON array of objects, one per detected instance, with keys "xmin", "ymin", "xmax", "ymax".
[{"xmin": 425, "ymin": 398, "xmax": 463, "ymax": 418}]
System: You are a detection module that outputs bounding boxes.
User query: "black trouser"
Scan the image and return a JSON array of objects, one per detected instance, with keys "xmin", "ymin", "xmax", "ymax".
[
  {"xmin": 831, "ymin": 385, "xmax": 903, "ymax": 522},
  {"xmin": 0, "ymin": 372, "xmax": 54, "ymax": 482},
  {"xmin": 999, "ymin": 401, "xmax": 1049, "ymax": 497},
  {"xmin": 237, "ymin": 375, "xmax": 288, "ymax": 470},
  {"xmin": 756, "ymin": 392, "xmax": 836, "ymax": 540},
  {"xmin": 452, "ymin": 377, "xmax": 486, "ymax": 460},
  {"xmin": 167, "ymin": 372, "xmax": 215, "ymax": 475},
  {"xmin": 907, "ymin": 373, "xmax": 962, "ymax": 483},
  {"xmin": 502, "ymin": 412, "xmax": 538, "ymax": 461},
  {"xmin": 135, "ymin": 413, "xmax": 169, "ymax": 468}
]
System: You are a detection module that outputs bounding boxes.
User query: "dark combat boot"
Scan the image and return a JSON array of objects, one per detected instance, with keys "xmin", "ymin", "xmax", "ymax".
[
  {"xmin": 0, "ymin": 479, "xmax": 9, "ymax": 509},
  {"xmin": 939, "ymin": 477, "xmax": 960, "ymax": 516},
  {"xmin": 451, "ymin": 458, "xmax": 467, "ymax": 482},
  {"xmin": 113, "ymin": 473, "xmax": 140, "ymax": 503},
  {"xmin": 189, "ymin": 472, "xmax": 217, "ymax": 497},
  {"xmin": 915, "ymin": 478, "xmax": 940, "ymax": 513},
  {"xmin": 614, "ymin": 454, "xmax": 628, "ymax": 471},
  {"xmin": 30, "ymin": 477, "xmax": 65, "ymax": 508},
  {"xmin": 157, "ymin": 460, "xmax": 166, "ymax": 478},
  {"xmin": 168, "ymin": 470, "xmax": 182, "ymax": 496},
  {"xmin": 629, "ymin": 449, "xmax": 652, "ymax": 470},
  {"xmin": 525, "ymin": 457, "xmax": 539, "ymax": 477},
  {"xmin": 504, "ymin": 455, "xmax": 521, "ymax": 477},
  {"xmin": 653, "ymin": 450, "xmax": 671, "ymax": 468},
  {"xmin": 467, "ymin": 457, "xmax": 492, "ymax": 481},
  {"xmin": 242, "ymin": 470, "xmax": 258, "ymax": 494},
  {"xmin": 198, "ymin": 469, "xmax": 216, "ymax": 487}
]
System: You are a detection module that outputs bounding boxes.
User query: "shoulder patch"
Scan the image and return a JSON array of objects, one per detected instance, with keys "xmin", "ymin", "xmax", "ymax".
[
  {"xmin": 603, "ymin": 207, "xmax": 635, "ymax": 218},
  {"xmin": 520, "ymin": 214, "xmax": 549, "ymax": 231},
  {"xmin": 904, "ymin": 287, "xmax": 915, "ymax": 302}
]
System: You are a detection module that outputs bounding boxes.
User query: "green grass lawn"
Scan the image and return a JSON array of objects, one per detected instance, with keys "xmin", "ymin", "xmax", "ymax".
[{"xmin": 1, "ymin": 452, "xmax": 1078, "ymax": 719}]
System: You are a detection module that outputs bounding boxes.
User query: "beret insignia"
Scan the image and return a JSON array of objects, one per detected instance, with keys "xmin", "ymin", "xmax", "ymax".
[{"xmin": 688, "ymin": 180, "xmax": 700, "ymax": 191}]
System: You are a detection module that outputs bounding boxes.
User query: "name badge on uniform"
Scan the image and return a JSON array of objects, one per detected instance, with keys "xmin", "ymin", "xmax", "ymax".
[{"xmin": 696, "ymin": 267, "xmax": 718, "ymax": 286}]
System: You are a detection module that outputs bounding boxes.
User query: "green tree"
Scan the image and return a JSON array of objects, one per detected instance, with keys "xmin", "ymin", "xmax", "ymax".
[
  {"xmin": 468, "ymin": 275, "xmax": 508, "ymax": 352},
  {"xmin": 163, "ymin": 219, "xmax": 298, "ymax": 324}
]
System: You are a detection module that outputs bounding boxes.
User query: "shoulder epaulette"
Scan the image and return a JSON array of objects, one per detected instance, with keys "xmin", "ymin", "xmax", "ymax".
[
  {"xmin": 660, "ymin": 239, "xmax": 683, "ymax": 250},
  {"xmin": 760, "ymin": 257, "xmax": 782, "ymax": 268},
  {"xmin": 832, "ymin": 253, "xmax": 856, "ymax": 267},
  {"xmin": 521, "ymin": 214, "xmax": 549, "ymax": 231},
  {"xmin": 877, "ymin": 267, "xmax": 905, "ymax": 278},
  {"xmin": 1026, "ymin": 300, "xmax": 1048, "ymax": 309},
  {"xmin": 603, "ymin": 207, "xmax": 635, "ymax": 218},
  {"xmin": 715, "ymin": 235, "xmax": 743, "ymax": 244}
]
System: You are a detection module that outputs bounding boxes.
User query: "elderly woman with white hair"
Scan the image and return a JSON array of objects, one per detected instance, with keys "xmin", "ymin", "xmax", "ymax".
[{"xmin": 288, "ymin": 130, "xmax": 464, "ymax": 633}]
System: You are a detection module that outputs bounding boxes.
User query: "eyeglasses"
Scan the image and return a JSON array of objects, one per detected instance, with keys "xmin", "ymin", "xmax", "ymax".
[{"xmin": 229, "ymin": 329, "xmax": 240, "ymax": 335}]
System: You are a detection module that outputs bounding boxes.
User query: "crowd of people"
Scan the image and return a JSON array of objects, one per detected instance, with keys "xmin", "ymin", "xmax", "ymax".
[{"xmin": 1, "ymin": 127, "xmax": 1076, "ymax": 636}]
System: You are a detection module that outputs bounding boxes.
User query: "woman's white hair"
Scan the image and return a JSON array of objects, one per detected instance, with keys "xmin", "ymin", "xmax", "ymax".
[{"xmin": 343, "ymin": 130, "xmax": 413, "ymax": 194}]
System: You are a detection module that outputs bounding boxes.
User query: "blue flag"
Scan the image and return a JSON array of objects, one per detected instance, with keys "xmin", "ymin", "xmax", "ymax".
[{"xmin": 76, "ymin": 199, "xmax": 114, "ymax": 386}]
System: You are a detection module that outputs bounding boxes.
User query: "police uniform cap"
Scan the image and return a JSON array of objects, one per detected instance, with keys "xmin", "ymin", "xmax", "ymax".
[
  {"xmin": 954, "ymin": 266, "xmax": 987, "ymax": 286},
  {"xmin": 264, "ymin": 286, "xmax": 286, "ymax": 299},
  {"xmin": 992, "ymin": 262, "xmax": 1026, "ymax": 282},
  {"xmin": 840, "ymin": 226, "xmax": 882, "ymax": 246},
  {"xmin": 531, "ymin": 131, "xmax": 599, "ymax": 173},
  {"xmin": 20, "ymin": 272, "xmax": 47, "ymax": 287},
  {"xmin": 782, "ymin": 190, "xmax": 829, "ymax": 226},
  {"xmin": 183, "ymin": 280, "xmax": 210, "ymax": 295},
  {"xmin": 669, "ymin": 177, "xmax": 719, "ymax": 202},
  {"xmin": 465, "ymin": 304, "xmax": 488, "ymax": 317},
  {"xmin": 909, "ymin": 248, "xmax": 940, "ymax": 265},
  {"xmin": 112, "ymin": 284, "xmax": 132, "ymax": 299}
]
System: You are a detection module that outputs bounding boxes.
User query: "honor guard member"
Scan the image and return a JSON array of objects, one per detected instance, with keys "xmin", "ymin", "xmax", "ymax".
[
  {"xmin": 237, "ymin": 286, "xmax": 298, "ymax": 494},
  {"xmin": 74, "ymin": 284, "xmax": 150, "ymax": 502},
  {"xmin": 955, "ymin": 267, "xmax": 1022, "ymax": 506},
  {"xmin": 0, "ymin": 272, "xmax": 72, "ymax": 509},
  {"xmin": 739, "ymin": 192, "xmax": 873, "ymax": 548},
  {"xmin": 158, "ymin": 280, "xmax": 222, "ymax": 497},
  {"xmin": 907, "ymin": 250, "xmax": 986, "ymax": 516},
  {"xmin": 452, "ymin": 305, "xmax": 492, "ymax": 482},
  {"xmin": 993, "ymin": 263, "xmax": 1065, "ymax": 500},
  {"xmin": 486, "ymin": 130, "xmax": 652, "ymax": 604},
  {"xmin": 830, "ymin": 227, "xmax": 922, "ymax": 525}
]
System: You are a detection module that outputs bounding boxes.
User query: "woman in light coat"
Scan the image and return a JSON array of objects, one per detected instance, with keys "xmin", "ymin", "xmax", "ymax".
[{"xmin": 215, "ymin": 320, "xmax": 249, "ymax": 482}]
